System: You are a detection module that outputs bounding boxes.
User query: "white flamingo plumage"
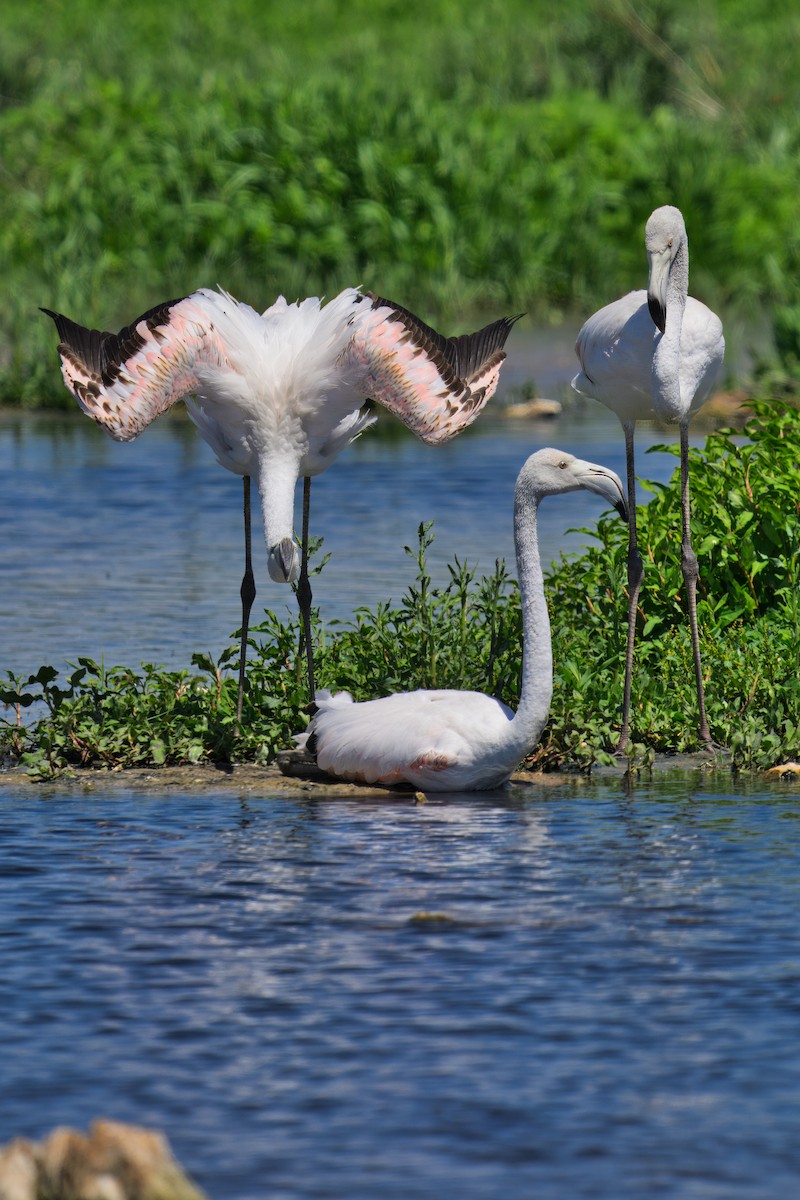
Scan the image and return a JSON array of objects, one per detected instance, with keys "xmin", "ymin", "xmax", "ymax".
[
  {"xmin": 43, "ymin": 287, "xmax": 520, "ymax": 724},
  {"xmin": 571, "ymin": 205, "xmax": 724, "ymax": 750},
  {"xmin": 296, "ymin": 449, "xmax": 627, "ymax": 793}
]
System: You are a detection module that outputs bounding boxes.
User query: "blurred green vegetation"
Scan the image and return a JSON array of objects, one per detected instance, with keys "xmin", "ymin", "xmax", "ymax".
[{"xmin": 2, "ymin": 0, "xmax": 800, "ymax": 406}]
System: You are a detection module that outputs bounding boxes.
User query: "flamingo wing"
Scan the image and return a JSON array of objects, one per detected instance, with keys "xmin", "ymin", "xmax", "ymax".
[
  {"xmin": 345, "ymin": 293, "xmax": 522, "ymax": 445},
  {"xmin": 573, "ymin": 291, "xmax": 652, "ymax": 391},
  {"xmin": 678, "ymin": 298, "xmax": 725, "ymax": 416},
  {"xmin": 41, "ymin": 294, "xmax": 230, "ymax": 442},
  {"xmin": 571, "ymin": 290, "xmax": 665, "ymax": 424}
]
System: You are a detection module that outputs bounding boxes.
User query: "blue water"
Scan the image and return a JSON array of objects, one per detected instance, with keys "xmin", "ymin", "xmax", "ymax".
[{"xmin": 1, "ymin": 776, "xmax": 799, "ymax": 1199}]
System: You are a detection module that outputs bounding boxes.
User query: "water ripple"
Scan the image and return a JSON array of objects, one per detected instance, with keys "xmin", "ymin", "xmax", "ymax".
[{"xmin": 1, "ymin": 780, "xmax": 799, "ymax": 1198}]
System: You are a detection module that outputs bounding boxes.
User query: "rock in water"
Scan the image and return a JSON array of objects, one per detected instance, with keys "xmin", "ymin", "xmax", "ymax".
[{"xmin": 0, "ymin": 1120, "xmax": 207, "ymax": 1200}]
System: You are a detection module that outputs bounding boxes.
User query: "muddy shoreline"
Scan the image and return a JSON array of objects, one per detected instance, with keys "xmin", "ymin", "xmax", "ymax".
[{"xmin": 0, "ymin": 750, "xmax": 763, "ymax": 799}]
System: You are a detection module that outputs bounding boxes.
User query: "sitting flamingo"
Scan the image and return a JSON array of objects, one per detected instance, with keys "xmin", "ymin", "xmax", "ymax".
[{"xmin": 296, "ymin": 448, "xmax": 627, "ymax": 792}]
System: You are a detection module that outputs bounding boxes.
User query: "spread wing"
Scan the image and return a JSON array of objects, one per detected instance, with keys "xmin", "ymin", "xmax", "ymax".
[
  {"xmin": 345, "ymin": 293, "xmax": 522, "ymax": 445},
  {"xmin": 41, "ymin": 294, "xmax": 230, "ymax": 442}
]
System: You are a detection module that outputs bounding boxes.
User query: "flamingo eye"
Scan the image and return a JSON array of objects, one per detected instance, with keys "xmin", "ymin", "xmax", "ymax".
[
  {"xmin": 558, "ymin": 460, "xmax": 568, "ymax": 469},
  {"xmin": 667, "ymin": 239, "xmax": 673, "ymax": 248}
]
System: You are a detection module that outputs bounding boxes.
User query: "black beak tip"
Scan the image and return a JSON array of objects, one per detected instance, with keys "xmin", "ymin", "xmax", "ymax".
[
  {"xmin": 614, "ymin": 498, "xmax": 629, "ymax": 523},
  {"xmin": 647, "ymin": 295, "xmax": 666, "ymax": 335},
  {"xmin": 278, "ymin": 537, "xmax": 296, "ymax": 579}
]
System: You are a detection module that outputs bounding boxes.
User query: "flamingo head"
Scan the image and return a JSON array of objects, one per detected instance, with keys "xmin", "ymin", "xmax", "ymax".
[
  {"xmin": 522, "ymin": 449, "xmax": 628, "ymax": 521},
  {"xmin": 268, "ymin": 537, "xmax": 301, "ymax": 584},
  {"xmin": 645, "ymin": 205, "xmax": 687, "ymax": 334}
]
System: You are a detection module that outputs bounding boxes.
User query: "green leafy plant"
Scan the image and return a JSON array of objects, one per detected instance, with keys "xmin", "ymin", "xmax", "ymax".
[{"xmin": 541, "ymin": 400, "xmax": 800, "ymax": 769}]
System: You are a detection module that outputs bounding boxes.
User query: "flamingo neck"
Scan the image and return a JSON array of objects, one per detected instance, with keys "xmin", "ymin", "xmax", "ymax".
[
  {"xmin": 257, "ymin": 450, "xmax": 301, "ymax": 551},
  {"xmin": 652, "ymin": 239, "xmax": 689, "ymax": 422},
  {"xmin": 508, "ymin": 473, "xmax": 553, "ymax": 753}
]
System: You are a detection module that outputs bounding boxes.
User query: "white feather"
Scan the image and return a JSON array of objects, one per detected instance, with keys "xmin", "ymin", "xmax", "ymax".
[{"xmin": 572, "ymin": 288, "xmax": 723, "ymax": 425}]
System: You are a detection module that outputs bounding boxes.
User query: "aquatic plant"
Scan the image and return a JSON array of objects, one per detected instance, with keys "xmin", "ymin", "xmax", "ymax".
[{"xmin": 2, "ymin": 403, "xmax": 798, "ymax": 778}]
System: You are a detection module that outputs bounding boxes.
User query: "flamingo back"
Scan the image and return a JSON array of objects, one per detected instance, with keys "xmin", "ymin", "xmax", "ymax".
[{"xmin": 302, "ymin": 688, "xmax": 522, "ymax": 792}]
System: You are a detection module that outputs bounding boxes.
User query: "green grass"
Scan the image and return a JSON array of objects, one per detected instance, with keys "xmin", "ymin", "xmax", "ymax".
[
  {"xmin": 2, "ymin": 0, "xmax": 800, "ymax": 404},
  {"xmin": 3, "ymin": 401, "xmax": 797, "ymax": 780}
]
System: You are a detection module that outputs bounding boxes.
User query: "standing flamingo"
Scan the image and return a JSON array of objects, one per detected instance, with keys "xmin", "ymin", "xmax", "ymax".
[
  {"xmin": 571, "ymin": 205, "xmax": 724, "ymax": 751},
  {"xmin": 42, "ymin": 287, "xmax": 520, "ymax": 724},
  {"xmin": 294, "ymin": 449, "xmax": 627, "ymax": 792}
]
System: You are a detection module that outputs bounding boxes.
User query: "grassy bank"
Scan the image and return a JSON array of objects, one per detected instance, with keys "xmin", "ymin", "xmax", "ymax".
[
  {"xmin": 2, "ymin": 1, "xmax": 800, "ymax": 405},
  {"xmin": 2, "ymin": 402, "xmax": 797, "ymax": 779}
]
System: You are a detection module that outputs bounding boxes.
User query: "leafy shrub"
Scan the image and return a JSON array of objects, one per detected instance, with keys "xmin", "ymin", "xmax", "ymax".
[{"xmin": 542, "ymin": 400, "xmax": 800, "ymax": 767}]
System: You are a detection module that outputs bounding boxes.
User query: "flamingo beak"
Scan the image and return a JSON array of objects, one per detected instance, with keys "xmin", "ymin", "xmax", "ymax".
[
  {"xmin": 647, "ymin": 248, "xmax": 670, "ymax": 334},
  {"xmin": 268, "ymin": 537, "xmax": 300, "ymax": 583},
  {"xmin": 577, "ymin": 464, "xmax": 628, "ymax": 522}
]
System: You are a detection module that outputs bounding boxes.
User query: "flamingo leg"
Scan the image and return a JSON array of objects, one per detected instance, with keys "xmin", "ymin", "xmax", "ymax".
[
  {"xmin": 616, "ymin": 421, "xmax": 644, "ymax": 755},
  {"xmin": 296, "ymin": 475, "xmax": 316, "ymax": 704},
  {"xmin": 679, "ymin": 423, "xmax": 714, "ymax": 748},
  {"xmin": 235, "ymin": 475, "xmax": 256, "ymax": 737}
]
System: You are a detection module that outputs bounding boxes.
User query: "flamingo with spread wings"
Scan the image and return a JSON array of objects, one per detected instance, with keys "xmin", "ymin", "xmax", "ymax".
[{"xmin": 43, "ymin": 287, "xmax": 520, "ymax": 723}]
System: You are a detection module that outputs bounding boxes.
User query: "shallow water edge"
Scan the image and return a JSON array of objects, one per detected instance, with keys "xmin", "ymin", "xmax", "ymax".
[{"xmin": 1, "ymin": 754, "xmax": 796, "ymax": 801}]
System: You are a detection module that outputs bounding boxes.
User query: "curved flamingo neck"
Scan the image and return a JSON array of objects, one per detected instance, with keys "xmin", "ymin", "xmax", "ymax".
[
  {"xmin": 257, "ymin": 449, "xmax": 301, "ymax": 551},
  {"xmin": 652, "ymin": 238, "xmax": 689, "ymax": 422},
  {"xmin": 507, "ymin": 471, "xmax": 553, "ymax": 752}
]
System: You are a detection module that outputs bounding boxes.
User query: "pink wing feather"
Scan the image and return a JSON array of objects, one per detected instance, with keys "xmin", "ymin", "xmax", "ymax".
[
  {"xmin": 41, "ymin": 295, "xmax": 229, "ymax": 442},
  {"xmin": 43, "ymin": 288, "xmax": 521, "ymax": 447},
  {"xmin": 346, "ymin": 293, "xmax": 521, "ymax": 445}
]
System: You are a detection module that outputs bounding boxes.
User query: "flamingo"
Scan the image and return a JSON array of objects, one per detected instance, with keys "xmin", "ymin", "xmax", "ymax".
[
  {"xmin": 571, "ymin": 205, "xmax": 724, "ymax": 751},
  {"xmin": 294, "ymin": 449, "xmax": 627, "ymax": 792},
  {"xmin": 42, "ymin": 287, "xmax": 520, "ymax": 726}
]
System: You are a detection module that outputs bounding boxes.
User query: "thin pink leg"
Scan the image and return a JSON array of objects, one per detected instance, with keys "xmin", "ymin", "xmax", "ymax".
[{"xmin": 296, "ymin": 476, "xmax": 316, "ymax": 705}]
